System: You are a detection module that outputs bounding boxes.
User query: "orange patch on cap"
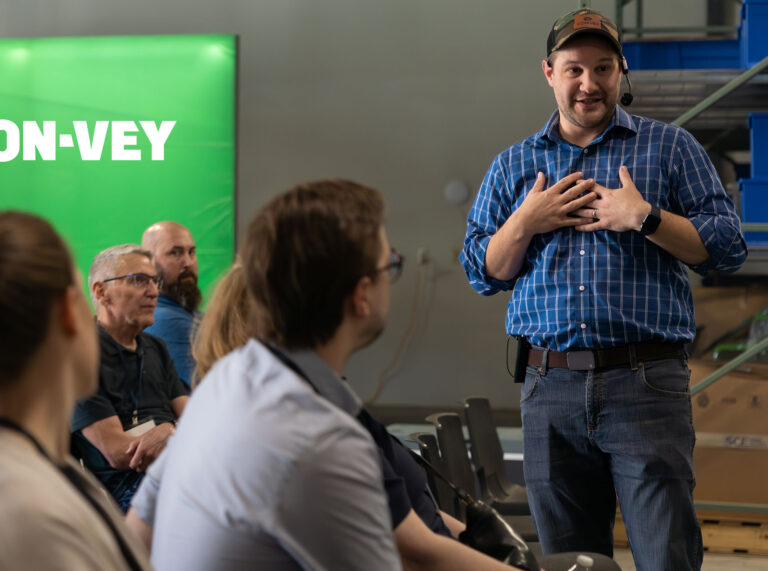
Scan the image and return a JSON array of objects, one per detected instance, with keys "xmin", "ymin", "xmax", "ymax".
[{"xmin": 574, "ymin": 13, "xmax": 603, "ymax": 31}]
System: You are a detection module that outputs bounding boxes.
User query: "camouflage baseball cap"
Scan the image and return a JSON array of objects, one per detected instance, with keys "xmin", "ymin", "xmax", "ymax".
[{"xmin": 546, "ymin": 8, "xmax": 622, "ymax": 57}]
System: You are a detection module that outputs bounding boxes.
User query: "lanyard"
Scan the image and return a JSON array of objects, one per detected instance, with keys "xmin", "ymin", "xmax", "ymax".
[
  {"xmin": 0, "ymin": 417, "xmax": 144, "ymax": 571},
  {"xmin": 115, "ymin": 341, "xmax": 145, "ymax": 427}
]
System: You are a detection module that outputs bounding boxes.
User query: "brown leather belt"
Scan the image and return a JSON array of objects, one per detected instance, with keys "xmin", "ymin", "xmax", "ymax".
[{"xmin": 527, "ymin": 341, "xmax": 685, "ymax": 371}]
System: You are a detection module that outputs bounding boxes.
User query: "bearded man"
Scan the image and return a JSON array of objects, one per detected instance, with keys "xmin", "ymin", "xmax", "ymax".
[{"xmin": 142, "ymin": 221, "xmax": 202, "ymax": 387}]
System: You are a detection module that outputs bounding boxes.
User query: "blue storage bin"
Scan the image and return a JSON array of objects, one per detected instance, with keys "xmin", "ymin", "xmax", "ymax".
[
  {"xmin": 749, "ymin": 113, "xmax": 768, "ymax": 178},
  {"xmin": 740, "ymin": 178, "xmax": 768, "ymax": 246},
  {"xmin": 741, "ymin": 0, "xmax": 768, "ymax": 68},
  {"xmin": 623, "ymin": 39, "xmax": 739, "ymax": 70}
]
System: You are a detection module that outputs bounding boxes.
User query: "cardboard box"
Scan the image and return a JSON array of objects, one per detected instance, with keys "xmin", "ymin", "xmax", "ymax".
[
  {"xmin": 694, "ymin": 448, "xmax": 768, "ymax": 506},
  {"xmin": 690, "ymin": 359, "xmax": 768, "ymax": 433},
  {"xmin": 689, "ymin": 358, "xmax": 768, "ymax": 506},
  {"xmin": 692, "ymin": 285, "xmax": 768, "ymax": 356}
]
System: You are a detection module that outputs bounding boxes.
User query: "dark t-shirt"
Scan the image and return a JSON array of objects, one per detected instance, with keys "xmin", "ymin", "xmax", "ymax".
[
  {"xmin": 357, "ymin": 408, "xmax": 451, "ymax": 536},
  {"xmin": 71, "ymin": 325, "xmax": 189, "ymax": 506}
]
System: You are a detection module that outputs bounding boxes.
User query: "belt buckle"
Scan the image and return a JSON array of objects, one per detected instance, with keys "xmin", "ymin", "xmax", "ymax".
[{"xmin": 566, "ymin": 350, "xmax": 595, "ymax": 370}]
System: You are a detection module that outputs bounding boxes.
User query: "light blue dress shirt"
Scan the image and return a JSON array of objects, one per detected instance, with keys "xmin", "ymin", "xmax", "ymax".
[{"xmin": 133, "ymin": 339, "xmax": 400, "ymax": 571}]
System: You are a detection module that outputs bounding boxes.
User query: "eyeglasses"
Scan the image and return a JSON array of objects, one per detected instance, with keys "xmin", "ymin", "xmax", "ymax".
[
  {"xmin": 102, "ymin": 273, "xmax": 162, "ymax": 289},
  {"xmin": 376, "ymin": 248, "xmax": 404, "ymax": 284}
]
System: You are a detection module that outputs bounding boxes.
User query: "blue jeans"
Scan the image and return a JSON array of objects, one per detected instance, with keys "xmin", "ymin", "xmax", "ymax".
[
  {"xmin": 521, "ymin": 355, "xmax": 702, "ymax": 571},
  {"xmin": 115, "ymin": 473, "xmax": 143, "ymax": 513}
]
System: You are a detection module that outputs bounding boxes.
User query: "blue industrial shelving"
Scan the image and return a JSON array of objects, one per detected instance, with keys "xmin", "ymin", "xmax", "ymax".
[
  {"xmin": 742, "ymin": 113, "xmax": 768, "ymax": 245},
  {"xmin": 624, "ymin": 0, "xmax": 768, "ymax": 70},
  {"xmin": 623, "ymin": 0, "xmax": 768, "ymax": 252}
]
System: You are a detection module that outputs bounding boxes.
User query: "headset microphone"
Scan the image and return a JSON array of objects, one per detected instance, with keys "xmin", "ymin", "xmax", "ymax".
[{"xmin": 620, "ymin": 56, "xmax": 633, "ymax": 106}]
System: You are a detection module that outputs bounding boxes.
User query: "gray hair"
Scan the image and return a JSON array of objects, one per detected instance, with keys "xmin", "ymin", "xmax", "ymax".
[{"xmin": 89, "ymin": 244, "xmax": 152, "ymax": 307}]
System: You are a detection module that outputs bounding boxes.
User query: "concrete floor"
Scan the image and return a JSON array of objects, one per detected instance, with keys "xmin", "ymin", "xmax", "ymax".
[{"xmin": 613, "ymin": 547, "xmax": 768, "ymax": 570}]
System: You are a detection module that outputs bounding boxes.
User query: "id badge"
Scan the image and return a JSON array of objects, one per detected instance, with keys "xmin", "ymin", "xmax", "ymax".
[{"xmin": 124, "ymin": 419, "xmax": 156, "ymax": 437}]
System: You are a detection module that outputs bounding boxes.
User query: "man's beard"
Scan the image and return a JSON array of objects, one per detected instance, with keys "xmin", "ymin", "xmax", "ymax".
[{"xmin": 161, "ymin": 268, "xmax": 202, "ymax": 313}]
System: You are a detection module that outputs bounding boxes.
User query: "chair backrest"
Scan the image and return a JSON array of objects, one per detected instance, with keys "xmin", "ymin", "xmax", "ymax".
[
  {"xmin": 426, "ymin": 412, "xmax": 476, "ymax": 521},
  {"xmin": 410, "ymin": 432, "xmax": 456, "ymax": 517},
  {"xmin": 463, "ymin": 396, "xmax": 512, "ymax": 500}
]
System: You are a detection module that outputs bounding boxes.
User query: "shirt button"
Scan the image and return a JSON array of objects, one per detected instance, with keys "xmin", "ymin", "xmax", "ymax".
[
  {"xmin": 583, "ymin": 148, "xmax": 589, "ymax": 154},
  {"xmin": 579, "ymin": 249, "xmax": 586, "ymax": 255},
  {"xmin": 579, "ymin": 285, "xmax": 585, "ymax": 291},
  {"xmin": 581, "ymin": 323, "xmax": 587, "ymax": 329}
]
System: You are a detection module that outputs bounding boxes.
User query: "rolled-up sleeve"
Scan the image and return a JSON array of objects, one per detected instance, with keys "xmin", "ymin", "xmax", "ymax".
[
  {"xmin": 460, "ymin": 156, "xmax": 518, "ymax": 295},
  {"xmin": 672, "ymin": 130, "xmax": 747, "ymax": 275}
]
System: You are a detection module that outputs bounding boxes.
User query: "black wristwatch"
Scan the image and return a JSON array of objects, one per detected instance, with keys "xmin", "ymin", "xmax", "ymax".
[{"xmin": 639, "ymin": 204, "xmax": 661, "ymax": 236}]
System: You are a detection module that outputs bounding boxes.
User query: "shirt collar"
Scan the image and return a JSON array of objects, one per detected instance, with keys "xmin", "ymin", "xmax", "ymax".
[
  {"xmin": 538, "ymin": 106, "xmax": 637, "ymax": 145},
  {"xmin": 157, "ymin": 293, "xmax": 181, "ymax": 308},
  {"xmin": 284, "ymin": 349, "xmax": 363, "ymax": 416},
  {"xmin": 97, "ymin": 322, "xmax": 143, "ymax": 356}
]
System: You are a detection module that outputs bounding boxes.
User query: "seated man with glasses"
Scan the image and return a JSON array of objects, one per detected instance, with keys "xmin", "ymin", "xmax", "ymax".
[{"xmin": 71, "ymin": 244, "xmax": 189, "ymax": 512}]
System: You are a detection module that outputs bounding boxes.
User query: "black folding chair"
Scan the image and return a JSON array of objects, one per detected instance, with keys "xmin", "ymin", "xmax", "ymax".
[
  {"xmin": 425, "ymin": 412, "xmax": 476, "ymax": 521},
  {"xmin": 463, "ymin": 396, "xmax": 530, "ymax": 515},
  {"xmin": 409, "ymin": 432, "xmax": 456, "ymax": 518},
  {"xmin": 425, "ymin": 412, "xmax": 539, "ymax": 543},
  {"xmin": 414, "ymin": 412, "xmax": 619, "ymax": 569}
]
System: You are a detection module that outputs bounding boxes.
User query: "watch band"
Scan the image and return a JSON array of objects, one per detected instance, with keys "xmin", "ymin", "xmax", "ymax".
[{"xmin": 639, "ymin": 204, "xmax": 661, "ymax": 236}]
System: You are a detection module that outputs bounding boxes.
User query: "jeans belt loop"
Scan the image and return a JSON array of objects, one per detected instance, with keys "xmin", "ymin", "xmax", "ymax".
[
  {"xmin": 538, "ymin": 348, "xmax": 549, "ymax": 375},
  {"xmin": 629, "ymin": 343, "xmax": 639, "ymax": 371}
]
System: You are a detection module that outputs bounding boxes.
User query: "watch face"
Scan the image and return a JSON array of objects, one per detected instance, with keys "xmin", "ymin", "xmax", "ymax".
[{"xmin": 641, "ymin": 205, "xmax": 661, "ymax": 236}]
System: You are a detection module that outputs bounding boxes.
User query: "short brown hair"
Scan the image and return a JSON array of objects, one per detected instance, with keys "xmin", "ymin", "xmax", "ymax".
[
  {"xmin": 0, "ymin": 211, "xmax": 74, "ymax": 385},
  {"xmin": 242, "ymin": 179, "xmax": 385, "ymax": 350}
]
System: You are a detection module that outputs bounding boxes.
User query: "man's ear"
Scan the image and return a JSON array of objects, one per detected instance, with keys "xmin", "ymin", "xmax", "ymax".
[
  {"xmin": 542, "ymin": 58, "xmax": 555, "ymax": 86},
  {"xmin": 92, "ymin": 282, "xmax": 107, "ymax": 306},
  {"xmin": 349, "ymin": 275, "xmax": 373, "ymax": 319}
]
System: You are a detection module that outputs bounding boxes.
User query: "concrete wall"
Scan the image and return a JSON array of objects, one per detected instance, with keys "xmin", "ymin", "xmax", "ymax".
[{"xmin": 1, "ymin": 0, "xmax": 709, "ymax": 410}]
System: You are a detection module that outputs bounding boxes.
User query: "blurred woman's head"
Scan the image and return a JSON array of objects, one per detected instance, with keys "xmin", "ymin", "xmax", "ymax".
[
  {"xmin": 0, "ymin": 210, "xmax": 98, "ymax": 405},
  {"xmin": 0, "ymin": 212, "xmax": 75, "ymax": 382},
  {"xmin": 191, "ymin": 264, "xmax": 254, "ymax": 388}
]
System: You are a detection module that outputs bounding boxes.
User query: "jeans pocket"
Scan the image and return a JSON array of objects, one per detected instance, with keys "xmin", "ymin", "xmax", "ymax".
[
  {"xmin": 520, "ymin": 365, "xmax": 541, "ymax": 404},
  {"xmin": 640, "ymin": 357, "xmax": 690, "ymax": 398}
]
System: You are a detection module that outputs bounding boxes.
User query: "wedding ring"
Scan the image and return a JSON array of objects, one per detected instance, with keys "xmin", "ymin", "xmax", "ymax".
[{"xmin": 592, "ymin": 209, "xmax": 598, "ymax": 221}]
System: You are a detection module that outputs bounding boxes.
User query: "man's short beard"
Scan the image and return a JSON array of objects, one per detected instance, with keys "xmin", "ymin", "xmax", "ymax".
[{"xmin": 160, "ymin": 268, "xmax": 202, "ymax": 313}]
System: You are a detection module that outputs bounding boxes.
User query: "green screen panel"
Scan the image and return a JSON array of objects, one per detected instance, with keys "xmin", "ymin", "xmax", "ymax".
[{"xmin": 0, "ymin": 35, "xmax": 236, "ymax": 302}]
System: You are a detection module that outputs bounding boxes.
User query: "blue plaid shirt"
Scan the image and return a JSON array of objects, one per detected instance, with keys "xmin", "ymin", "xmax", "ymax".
[{"xmin": 460, "ymin": 107, "xmax": 747, "ymax": 351}]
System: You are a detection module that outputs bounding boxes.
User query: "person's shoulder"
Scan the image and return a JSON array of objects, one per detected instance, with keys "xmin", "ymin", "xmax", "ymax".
[
  {"xmin": 204, "ymin": 338, "xmax": 282, "ymax": 386},
  {"xmin": 286, "ymin": 403, "xmax": 380, "ymax": 484},
  {"xmin": 489, "ymin": 122, "xmax": 553, "ymax": 173},
  {"xmin": 208, "ymin": 341, "xmax": 370, "ymax": 448},
  {"xmin": 496, "ymin": 130, "xmax": 544, "ymax": 157},
  {"xmin": 0, "ymin": 443, "xmax": 87, "ymax": 522},
  {"xmin": 630, "ymin": 113, "xmax": 695, "ymax": 139},
  {"xmin": 148, "ymin": 303, "xmax": 193, "ymax": 331},
  {"xmin": 0, "ymin": 447, "xmax": 143, "ymax": 570},
  {"xmin": 137, "ymin": 332, "xmax": 181, "ymax": 379},
  {"xmin": 139, "ymin": 330, "xmax": 171, "ymax": 355}
]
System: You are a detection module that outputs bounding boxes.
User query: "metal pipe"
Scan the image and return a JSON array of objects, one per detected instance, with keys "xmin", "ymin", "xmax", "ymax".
[
  {"xmin": 673, "ymin": 55, "xmax": 768, "ymax": 127},
  {"xmin": 695, "ymin": 501, "xmax": 768, "ymax": 514},
  {"xmin": 623, "ymin": 25, "xmax": 738, "ymax": 35},
  {"xmin": 690, "ymin": 334, "xmax": 768, "ymax": 395}
]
